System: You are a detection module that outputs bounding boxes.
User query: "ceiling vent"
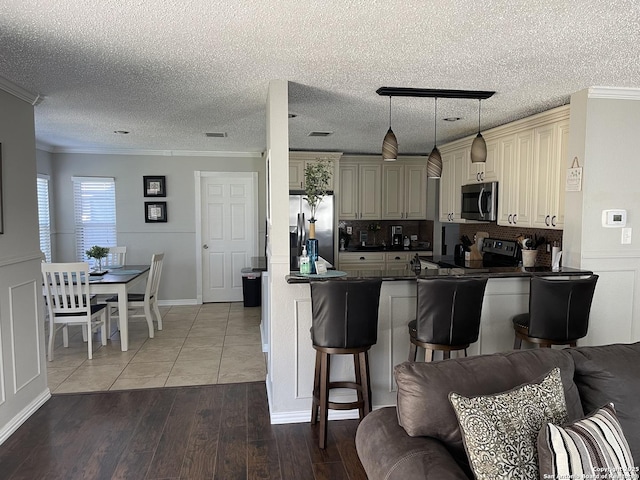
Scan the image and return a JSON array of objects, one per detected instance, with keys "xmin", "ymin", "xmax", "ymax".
[
  {"xmin": 205, "ymin": 132, "xmax": 227, "ymax": 138},
  {"xmin": 308, "ymin": 131, "xmax": 333, "ymax": 137}
]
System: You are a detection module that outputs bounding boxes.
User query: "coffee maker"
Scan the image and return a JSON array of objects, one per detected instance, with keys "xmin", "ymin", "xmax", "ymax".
[{"xmin": 391, "ymin": 225, "xmax": 403, "ymax": 247}]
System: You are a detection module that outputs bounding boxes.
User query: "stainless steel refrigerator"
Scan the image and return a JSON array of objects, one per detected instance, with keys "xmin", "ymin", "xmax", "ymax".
[{"xmin": 289, "ymin": 191, "xmax": 335, "ymax": 270}]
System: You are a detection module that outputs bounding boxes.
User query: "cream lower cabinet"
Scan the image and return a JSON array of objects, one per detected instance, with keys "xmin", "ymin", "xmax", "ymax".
[
  {"xmin": 382, "ymin": 163, "xmax": 427, "ymax": 220},
  {"xmin": 338, "ymin": 251, "xmax": 385, "ymax": 273},
  {"xmin": 338, "ymin": 162, "xmax": 382, "ymax": 220},
  {"xmin": 531, "ymin": 119, "xmax": 568, "ymax": 230}
]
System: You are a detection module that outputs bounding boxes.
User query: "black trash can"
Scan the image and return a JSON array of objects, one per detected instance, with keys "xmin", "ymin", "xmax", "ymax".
[{"xmin": 241, "ymin": 268, "xmax": 262, "ymax": 307}]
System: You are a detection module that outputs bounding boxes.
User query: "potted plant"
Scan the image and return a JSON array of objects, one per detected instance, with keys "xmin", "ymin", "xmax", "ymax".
[
  {"xmin": 303, "ymin": 158, "xmax": 333, "ymax": 239},
  {"xmin": 85, "ymin": 245, "xmax": 110, "ymax": 273}
]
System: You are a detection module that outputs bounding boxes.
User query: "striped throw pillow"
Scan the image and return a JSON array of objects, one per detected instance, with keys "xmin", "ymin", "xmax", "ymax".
[{"xmin": 538, "ymin": 403, "xmax": 638, "ymax": 480}]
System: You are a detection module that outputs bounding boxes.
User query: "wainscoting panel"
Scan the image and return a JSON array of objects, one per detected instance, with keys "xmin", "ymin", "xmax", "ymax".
[{"xmin": 9, "ymin": 280, "xmax": 41, "ymax": 393}]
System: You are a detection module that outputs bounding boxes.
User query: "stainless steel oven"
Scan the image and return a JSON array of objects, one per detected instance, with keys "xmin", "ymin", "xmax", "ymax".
[{"xmin": 461, "ymin": 182, "xmax": 498, "ymax": 221}]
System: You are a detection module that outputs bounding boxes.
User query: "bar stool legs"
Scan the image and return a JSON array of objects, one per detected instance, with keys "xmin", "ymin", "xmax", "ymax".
[{"xmin": 310, "ymin": 346, "xmax": 372, "ymax": 449}]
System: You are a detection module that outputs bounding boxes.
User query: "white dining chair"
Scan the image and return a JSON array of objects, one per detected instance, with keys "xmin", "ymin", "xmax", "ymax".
[
  {"xmin": 42, "ymin": 262, "xmax": 108, "ymax": 361},
  {"xmin": 103, "ymin": 246, "xmax": 127, "ymax": 267},
  {"xmin": 106, "ymin": 253, "xmax": 164, "ymax": 339}
]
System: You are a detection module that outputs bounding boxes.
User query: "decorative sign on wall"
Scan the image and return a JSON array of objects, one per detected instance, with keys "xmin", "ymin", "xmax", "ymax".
[{"xmin": 566, "ymin": 157, "xmax": 583, "ymax": 192}]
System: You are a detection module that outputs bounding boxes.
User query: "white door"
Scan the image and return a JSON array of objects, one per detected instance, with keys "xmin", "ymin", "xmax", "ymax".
[{"xmin": 200, "ymin": 173, "xmax": 257, "ymax": 303}]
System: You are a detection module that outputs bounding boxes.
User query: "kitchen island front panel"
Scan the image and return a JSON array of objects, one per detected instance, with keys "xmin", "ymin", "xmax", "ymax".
[{"xmin": 285, "ymin": 267, "xmax": 592, "ymax": 412}]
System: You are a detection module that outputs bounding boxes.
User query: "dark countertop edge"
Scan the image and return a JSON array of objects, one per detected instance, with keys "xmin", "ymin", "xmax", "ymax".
[{"xmin": 286, "ymin": 267, "xmax": 593, "ymax": 284}]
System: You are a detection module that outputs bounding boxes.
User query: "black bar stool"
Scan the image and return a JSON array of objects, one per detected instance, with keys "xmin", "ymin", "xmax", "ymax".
[
  {"xmin": 513, "ymin": 275, "xmax": 598, "ymax": 348},
  {"xmin": 408, "ymin": 276, "xmax": 488, "ymax": 362},
  {"xmin": 309, "ymin": 278, "xmax": 382, "ymax": 449}
]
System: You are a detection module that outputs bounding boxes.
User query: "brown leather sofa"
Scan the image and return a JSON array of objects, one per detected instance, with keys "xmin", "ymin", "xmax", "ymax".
[{"xmin": 356, "ymin": 343, "xmax": 640, "ymax": 479}]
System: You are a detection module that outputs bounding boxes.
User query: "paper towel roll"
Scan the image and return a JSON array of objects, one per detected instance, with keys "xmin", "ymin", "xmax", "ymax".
[{"xmin": 552, "ymin": 247, "xmax": 562, "ymax": 270}]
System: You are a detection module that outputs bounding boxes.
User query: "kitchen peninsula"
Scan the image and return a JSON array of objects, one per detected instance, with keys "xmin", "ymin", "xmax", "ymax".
[{"xmin": 283, "ymin": 264, "xmax": 592, "ymax": 411}]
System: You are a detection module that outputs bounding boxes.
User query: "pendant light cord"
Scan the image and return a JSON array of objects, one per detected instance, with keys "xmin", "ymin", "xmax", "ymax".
[
  {"xmin": 433, "ymin": 98, "xmax": 438, "ymax": 147},
  {"xmin": 477, "ymin": 99, "xmax": 482, "ymax": 134},
  {"xmin": 389, "ymin": 96, "xmax": 392, "ymax": 129}
]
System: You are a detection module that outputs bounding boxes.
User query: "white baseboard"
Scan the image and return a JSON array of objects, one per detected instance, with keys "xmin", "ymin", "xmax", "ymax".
[
  {"xmin": 270, "ymin": 408, "xmax": 361, "ymax": 424},
  {"xmin": 158, "ymin": 299, "xmax": 199, "ymax": 306},
  {"xmin": 0, "ymin": 389, "xmax": 51, "ymax": 446}
]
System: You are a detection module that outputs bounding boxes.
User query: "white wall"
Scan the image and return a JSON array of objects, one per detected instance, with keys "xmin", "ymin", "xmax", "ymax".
[
  {"xmin": 565, "ymin": 88, "xmax": 640, "ymax": 345},
  {"xmin": 45, "ymin": 151, "xmax": 266, "ymax": 303},
  {"xmin": 0, "ymin": 88, "xmax": 50, "ymax": 444}
]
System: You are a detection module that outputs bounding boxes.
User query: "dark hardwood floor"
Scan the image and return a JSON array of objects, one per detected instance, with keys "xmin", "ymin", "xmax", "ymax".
[{"xmin": 0, "ymin": 382, "xmax": 368, "ymax": 480}]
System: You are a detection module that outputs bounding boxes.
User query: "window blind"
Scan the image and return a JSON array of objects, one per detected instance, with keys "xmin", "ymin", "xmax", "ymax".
[
  {"xmin": 72, "ymin": 177, "xmax": 116, "ymax": 262},
  {"xmin": 37, "ymin": 175, "xmax": 52, "ymax": 262}
]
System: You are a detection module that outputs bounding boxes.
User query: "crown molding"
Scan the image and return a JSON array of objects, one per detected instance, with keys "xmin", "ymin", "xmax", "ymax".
[
  {"xmin": 0, "ymin": 75, "xmax": 41, "ymax": 105},
  {"xmin": 588, "ymin": 86, "xmax": 640, "ymax": 100},
  {"xmin": 46, "ymin": 146, "xmax": 264, "ymax": 157}
]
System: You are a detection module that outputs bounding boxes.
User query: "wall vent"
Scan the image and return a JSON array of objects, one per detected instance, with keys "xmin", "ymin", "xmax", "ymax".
[{"xmin": 205, "ymin": 132, "xmax": 227, "ymax": 138}]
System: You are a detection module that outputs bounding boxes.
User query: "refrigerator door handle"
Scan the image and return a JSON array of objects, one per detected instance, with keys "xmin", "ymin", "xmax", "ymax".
[{"xmin": 300, "ymin": 212, "xmax": 306, "ymax": 247}]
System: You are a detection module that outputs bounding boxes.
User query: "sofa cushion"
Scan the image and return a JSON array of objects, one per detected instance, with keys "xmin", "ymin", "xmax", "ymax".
[
  {"xmin": 568, "ymin": 341, "xmax": 640, "ymax": 461},
  {"xmin": 395, "ymin": 348, "xmax": 583, "ymax": 463},
  {"xmin": 537, "ymin": 403, "xmax": 636, "ymax": 479},
  {"xmin": 449, "ymin": 368, "xmax": 568, "ymax": 480}
]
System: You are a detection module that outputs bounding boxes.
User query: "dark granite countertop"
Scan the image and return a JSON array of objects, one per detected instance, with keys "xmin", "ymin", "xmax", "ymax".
[{"xmin": 286, "ymin": 265, "xmax": 592, "ymax": 283}]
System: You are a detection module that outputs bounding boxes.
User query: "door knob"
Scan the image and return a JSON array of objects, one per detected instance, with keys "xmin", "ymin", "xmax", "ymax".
[{"xmin": 203, "ymin": 244, "xmax": 209, "ymax": 249}]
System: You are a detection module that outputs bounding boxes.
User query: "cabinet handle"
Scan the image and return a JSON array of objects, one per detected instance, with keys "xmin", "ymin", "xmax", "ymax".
[
  {"xmin": 545, "ymin": 215, "xmax": 550, "ymax": 226},
  {"xmin": 359, "ymin": 257, "xmax": 365, "ymax": 261},
  {"xmin": 551, "ymin": 215, "xmax": 557, "ymax": 227},
  {"xmin": 508, "ymin": 214, "xmax": 512, "ymax": 224},
  {"xmin": 513, "ymin": 214, "xmax": 517, "ymax": 224},
  {"xmin": 476, "ymin": 172, "xmax": 480, "ymax": 182},
  {"xmin": 395, "ymin": 256, "xmax": 401, "ymax": 260}
]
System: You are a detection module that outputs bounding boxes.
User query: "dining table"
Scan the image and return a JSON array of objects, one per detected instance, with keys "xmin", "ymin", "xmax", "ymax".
[{"xmin": 88, "ymin": 265, "xmax": 150, "ymax": 351}]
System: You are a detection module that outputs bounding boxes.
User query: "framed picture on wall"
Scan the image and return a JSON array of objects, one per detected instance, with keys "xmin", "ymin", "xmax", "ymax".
[
  {"xmin": 145, "ymin": 202, "xmax": 167, "ymax": 223},
  {"xmin": 143, "ymin": 175, "xmax": 166, "ymax": 197}
]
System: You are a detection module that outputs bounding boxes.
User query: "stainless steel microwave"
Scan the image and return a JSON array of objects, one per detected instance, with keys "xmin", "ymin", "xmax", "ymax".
[{"xmin": 461, "ymin": 182, "xmax": 498, "ymax": 221}]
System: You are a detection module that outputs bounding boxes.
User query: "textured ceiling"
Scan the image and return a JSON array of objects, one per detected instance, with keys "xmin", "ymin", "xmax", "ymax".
[{"xmin": 1, "ymin": 0, "xmax": 639, "ymax": 155}]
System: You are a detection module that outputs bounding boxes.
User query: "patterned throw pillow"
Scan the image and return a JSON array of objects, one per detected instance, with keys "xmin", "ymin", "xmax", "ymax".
[
  {"xmin": 449, "ymin": 367, "xmax": 568, "ymax": 480},
  {"xmin": 538, "ymin": 403, "xmax": 638, "ymax": 480}
]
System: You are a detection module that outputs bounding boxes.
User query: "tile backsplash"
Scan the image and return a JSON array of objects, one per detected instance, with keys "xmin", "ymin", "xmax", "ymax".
[
  {"xmin": 340, "ymin": 220, "xmax": 434, "ymax": 249},
  {"xmin": 459, "ymin": 223, "xmax": 563, "ymax": 267}
]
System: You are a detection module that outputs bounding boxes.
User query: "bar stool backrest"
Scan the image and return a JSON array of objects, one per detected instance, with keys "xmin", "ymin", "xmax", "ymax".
[
  {"xmin": 527, "ymin": 275, "xmax": 599, "ymax": 342},
  {"xmin": 415, "ymin": 277, "xmax": 488, "ymax": 345},
  {"xmin": 310, "ymin": 279, "xmax": 383, "ymax": 349}
]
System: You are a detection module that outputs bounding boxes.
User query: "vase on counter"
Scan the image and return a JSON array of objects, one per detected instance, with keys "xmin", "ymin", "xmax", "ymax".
[
  {"xmin": 306, "ymin": 219, "xmax": 318, "ymax": 274},
  {"xmin": 306, "ymin": 238, "xmax": 319, "ymax": 274}
]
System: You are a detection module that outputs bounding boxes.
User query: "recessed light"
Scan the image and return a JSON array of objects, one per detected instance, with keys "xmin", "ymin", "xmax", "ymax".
[
  {"xmin": 443, "ymin": 117, "xmax": 461, "ymax": 122},
  {"xmin": 114, "ymin": 130, "xmax": 130, "ymax": 134},
  {"xmin": 205, "ymin": 132, "xmax": 227, "ymax": 138},
  {"xmin": 308, "ymin": 131, "xmax": 333, "ymax": 137}
]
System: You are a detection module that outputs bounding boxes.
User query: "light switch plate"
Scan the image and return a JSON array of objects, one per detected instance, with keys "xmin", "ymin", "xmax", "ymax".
[
  {"xmin": 622, "ymin": 228, "xmax": 632, "ymax": 244},
  {"xmin": 346, "ymin": 226, "xmax": 352, "ymax": 234}
]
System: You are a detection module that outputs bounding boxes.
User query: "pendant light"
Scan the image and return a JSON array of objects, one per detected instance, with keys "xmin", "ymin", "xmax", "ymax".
[
  {"xmin": 382, "ymin": 96, "xmax": 398, "ymax": 161},
  {"xmin": 470, "ymin": 99, "xmax": 487, "ymax": 163},
  {"xmin": 427, "ymin": 97, "xmax": 442, "ymax": 178}
]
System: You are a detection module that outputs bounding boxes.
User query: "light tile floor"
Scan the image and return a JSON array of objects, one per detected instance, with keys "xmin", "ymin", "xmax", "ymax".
[{"xmin": 46, "ymin": 303, "xmax": 266, "ymax": 393}]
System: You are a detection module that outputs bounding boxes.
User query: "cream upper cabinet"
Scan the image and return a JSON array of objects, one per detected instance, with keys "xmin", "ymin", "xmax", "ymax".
[
  {"xmin": 289, "ymin": 158, "xmax": 305, "ymax": 190},
  {"xmin": 289, "ymin": 152, "xmax": 339, "ymax": 191},
  {"xmin": 382, "ymin": 163, "xmax": 427, "ymax": 220},
  {"xmin": 338, "ymin": 162, "xmax": 382, "ymax": 220},
  {"xmin": 531, "ymin": 119, "xmax": 568, "ymax": 229},
  {"xmin": 439, "ymin": 148, "xmax": 468, "ymax": 223},
  {"xmin": 465, "ymin": 139, "xmax": 499, "ymax": 184},
  {"xmin": 497, "ymin": 131, "xmax": 534, "ymax": 227}
]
